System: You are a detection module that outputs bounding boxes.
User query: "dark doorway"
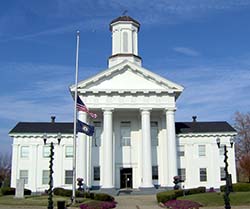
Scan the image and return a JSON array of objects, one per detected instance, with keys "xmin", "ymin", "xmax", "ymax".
[{"xmin": 120, "ymin": 168, "xmax": 132, "ymax": 189}]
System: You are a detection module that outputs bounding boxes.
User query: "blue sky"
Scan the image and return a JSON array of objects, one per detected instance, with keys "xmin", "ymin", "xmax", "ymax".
[{"xmin": 1, "ymin": 0, "xmax": 250, "ymax": 154}]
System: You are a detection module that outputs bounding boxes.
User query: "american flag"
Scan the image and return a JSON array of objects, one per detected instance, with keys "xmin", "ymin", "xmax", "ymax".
[{"xmin": 77, "ymin": 96, "xmax": 97, "ymax": 118}]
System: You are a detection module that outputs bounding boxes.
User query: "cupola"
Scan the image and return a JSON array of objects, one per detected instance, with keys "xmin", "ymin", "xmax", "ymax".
[{"xmin": 108, "ymin": 16, "xmax": 142, "ymax": 68}]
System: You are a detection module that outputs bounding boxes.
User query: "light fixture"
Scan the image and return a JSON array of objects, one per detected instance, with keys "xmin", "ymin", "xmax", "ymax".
[
  {"xmin": 216, "ymin": 137, "xmax": 220, "ymax": 148},
  {"xmin": 57, "ymin": 132, "xmax": 62, "ymax": 145},
  {"xmin": 230, "ymin": 137, "xmax": 234, "ymax": 148}
]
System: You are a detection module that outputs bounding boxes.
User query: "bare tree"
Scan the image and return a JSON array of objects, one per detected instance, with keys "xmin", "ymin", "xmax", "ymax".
[
  {"xmin": 239, "ymin": 154, "xmax": 250, "ymax": 182},
  {"xmin": 0, "ymin": 153, "xmax": 11, "ymax": 188},
  {"xmin": 234, "ymin": 112, "xmax": 250, "ymax": 161}
]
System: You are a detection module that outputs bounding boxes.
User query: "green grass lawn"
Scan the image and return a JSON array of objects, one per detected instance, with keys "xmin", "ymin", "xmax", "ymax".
[
  {"xmin": 0, "ymin": 195, "xmax": 109, "ymax": 208},
  {"xmin": 0, "ymin": 195, "xmax": 70, "ymax": 206},
  {"xmin": 178, "ymin": 192, "xmax": 250, "ymax": 207}
]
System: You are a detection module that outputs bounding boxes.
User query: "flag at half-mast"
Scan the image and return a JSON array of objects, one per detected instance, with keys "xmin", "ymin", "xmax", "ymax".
[
  {"xmin": 77, "ymin": 120, "xmax": 94, "ymax": 136},
  {"xmin": 76, "ymin": 96, "xmax": 97, "ymax": 118}
]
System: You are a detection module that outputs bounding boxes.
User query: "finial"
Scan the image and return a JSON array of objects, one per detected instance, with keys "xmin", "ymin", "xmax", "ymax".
[{"xmin": 76, "ymin": 30, "xmax": 80, "ymax": 35}]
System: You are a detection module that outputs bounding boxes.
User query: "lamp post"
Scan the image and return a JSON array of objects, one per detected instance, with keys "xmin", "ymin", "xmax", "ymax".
[
  {"xmin": 216, "ymin": 137, "xmax": 234, "ymax": 209},
  {"xmin": 43, "ymin": 133, "xmax": 61, "ymax": 209}
]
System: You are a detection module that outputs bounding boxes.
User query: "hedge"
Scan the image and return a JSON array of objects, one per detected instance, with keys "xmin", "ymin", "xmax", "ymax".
[
  {"xmin": 94, "ymin": 193, "xmax": 114, "ymax": 202},
  {"xmin": 220, "ymin": 183, "xmax": 250, "ymax": 192},
  {"xmin": 53, "ymin": 187, "xmax": 72, "ymax": 197},
  {"xmin": 52, "ymin": 187, "xmax": 114, "ymax": 202},
  {"xmin": 0, "ymin": 187, "xmax": 31, "ymax": 196},
  {"xmin": 156, "ymin": 187, "xmax": 206, "ymax": 203}
]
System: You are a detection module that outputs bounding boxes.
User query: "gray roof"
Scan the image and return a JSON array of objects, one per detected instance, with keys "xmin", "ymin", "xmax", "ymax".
[
  {"xmin": 9, "ymin": 121, "xmax": 236, "ymax": 135},
  {"xmin": 175, "ymin": 121, "xmax": 236, "ymax": 134},
  {"xmin": 9, "ymin": 122, "xmax": 73, "ymax": 134},
  {"xmin": 109, "ymin": 16, "xmax": 140, "ymax": 31}
]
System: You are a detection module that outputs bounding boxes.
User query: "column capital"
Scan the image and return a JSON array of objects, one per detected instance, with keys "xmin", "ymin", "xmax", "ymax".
[
  {"xmin": 140, "ymin": 108, "xmax": 152, "ymax": 113},
  {"xmin": 165, "ymin": 107, "xmax": 176, "ymax": 113},
  {"xmin": 102, "ymin": 108, "xmax": 114, "ymax": 112}
]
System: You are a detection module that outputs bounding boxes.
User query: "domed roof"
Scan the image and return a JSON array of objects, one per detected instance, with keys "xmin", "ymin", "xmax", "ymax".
[{"xmin": 109, "ymin": 16, "xmax": 140, "ymax": 31}]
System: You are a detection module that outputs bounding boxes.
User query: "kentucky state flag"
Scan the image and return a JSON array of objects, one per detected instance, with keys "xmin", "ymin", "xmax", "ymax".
[{"xmin": 77, "ymin": 120, "xmax": 95, "ymax": 136}]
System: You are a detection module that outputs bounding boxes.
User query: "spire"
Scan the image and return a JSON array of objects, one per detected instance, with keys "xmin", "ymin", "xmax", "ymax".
[{"xmin": 108, "ymin": 16, "xmax": 142, "ymax": 68}]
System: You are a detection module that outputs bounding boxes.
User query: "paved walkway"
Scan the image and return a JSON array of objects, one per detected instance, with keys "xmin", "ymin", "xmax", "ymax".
[{"xmin": 0, "ymin": 195, "xmax": 249, "ymax": 209}]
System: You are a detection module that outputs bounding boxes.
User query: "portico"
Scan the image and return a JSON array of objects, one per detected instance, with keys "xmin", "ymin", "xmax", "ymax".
[{"xmin": 70, "ymin": 15, "xmax": 184, "ymax": 190}]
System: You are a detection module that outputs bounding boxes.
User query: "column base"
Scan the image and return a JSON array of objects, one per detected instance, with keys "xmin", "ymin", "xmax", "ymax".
[
  {"xmin": 159, "ymin": 186, "xmax": 173, "ymax": 190},
  {"xmin": 138, "ymin": 187, "xmax": 157, "ymax": 194}
]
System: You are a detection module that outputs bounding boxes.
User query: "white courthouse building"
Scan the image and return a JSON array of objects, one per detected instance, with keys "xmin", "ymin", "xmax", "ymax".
[{"xmin": 9, "ymin": 16, "xmax": 237, "ymax": 193}]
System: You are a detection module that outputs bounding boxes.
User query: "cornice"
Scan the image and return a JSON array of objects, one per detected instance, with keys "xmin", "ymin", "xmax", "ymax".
[{"xmin": 177, "ymin": 132, "xmax": 237, "ymax": 138}]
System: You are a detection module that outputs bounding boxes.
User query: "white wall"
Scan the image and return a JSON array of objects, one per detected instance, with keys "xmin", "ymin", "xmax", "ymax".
[{"xmin": 177, "ymin": 134, "xmax": 237, "ymax": 189}]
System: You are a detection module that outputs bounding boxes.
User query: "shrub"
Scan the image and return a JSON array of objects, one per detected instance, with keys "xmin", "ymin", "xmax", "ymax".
[
  {"xmin": 0, "ymin": 187, "xmax": 31, "ymax": 195},
  {"xmin": 185, "ymin": 187, "xmax": 206, "ymax": 195},
  {"xmin": 220, "ymin": 183, "xmax": 250, "ymax": 192},
  {"xmin": 53, "ymin": 187, "xmax": 72, "ymax": 197},
  {"xmin": 164, "ymin": 199, "xmax": 202, "ymax": 209},
  {"xmin": 94, "ymin": 193, "xmax": 114, "ymax": 202},
  {"xmin": 156, "ymin": 190, "xmax": 178, "ymax": 203},
  {"xmin": 156, "ymin": 187, "xmax": 206, "ymax": 203},
  {"xmin": 1, "ymin": 187, "xmax": 15, "ymax": 195}
]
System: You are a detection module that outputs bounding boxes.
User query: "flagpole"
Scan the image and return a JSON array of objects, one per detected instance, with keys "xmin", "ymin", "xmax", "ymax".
[{"xmin": 72, "ymin": 30, "xmax": 80, "ymax": 204}]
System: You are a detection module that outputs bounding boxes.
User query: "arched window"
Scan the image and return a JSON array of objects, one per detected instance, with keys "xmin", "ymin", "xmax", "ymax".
[{"xmin": 123, "ymin": 31, "xmax": 128, "ymax": 52}]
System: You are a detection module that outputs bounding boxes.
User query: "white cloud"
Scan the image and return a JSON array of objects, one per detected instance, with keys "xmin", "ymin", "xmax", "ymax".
[
  {"xmin": 173, "ymin": 47, "xmax": 200, "ymax": 56},
  {"xmin": 151, "ymin": 53, "xmax": 250, "ymax": 122}
]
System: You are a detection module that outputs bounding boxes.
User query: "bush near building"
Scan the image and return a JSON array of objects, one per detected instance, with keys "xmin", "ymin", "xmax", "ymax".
[
  {"xmin": 0, "ymin": 187, "xmax": 31, "ymax": 195},
  {"xmin": 156, "ymin": 187, "xmax": 206, "ymax": 203},
  {"xmin": 53, "ymin": 187, "xmax": 114, "ymax": 202},
  {"xmin": 220, "ymin": 182, "xmax": 250, "ymax": 192}
]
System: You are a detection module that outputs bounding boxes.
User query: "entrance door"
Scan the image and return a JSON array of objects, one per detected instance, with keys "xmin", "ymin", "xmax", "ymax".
[{"xmin": 120, "ymin": 168, "xmax": 132, "ymax": 189}]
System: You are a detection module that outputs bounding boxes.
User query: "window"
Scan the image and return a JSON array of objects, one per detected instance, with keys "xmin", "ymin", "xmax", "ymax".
[
  {"xmin": 220, "ymin": 167, "xmax": 226, "ymax": 181},
  {"xmin": 178, "ymin": 145, "xmax": 185, "ymax": 157},
  {"xmin": 200, "ymin": 168, "xmax": 207, "ymax": 182},
  {"xmin": 198, "ymin": 145, "xmax": 206, "ymax": 157},
  {"xmin": 152, "ymin": 166, "xmax": 158, "ymax": 180},
  {"xmin": 65, "ymin": 146, "xmax": 73, "ymax": 158},
  {"xmin": 20, "ymin": 170, "xmax": 28, "ymax": 184},
  {"xmin": 93, "ymin": 122, "xmax": 102, "ymax": 147},
  {"xmin": 151, "ymin": 121, "xmax": 158, "ymax": 146},
  {"xmin": 178, "ymin": 168, "xmax": 186, "ymax": 181},
  {"xmin": 20, "ymin": 146, "xmax": 29, "ymax": 158},
  {"xmin": 94, "ymin": 166, "xmax": 100, "ymax": 181},
  {"xmin": 43, "ymin": 146, "xmax": 50, "ymax": 158},
  {"xmin": 42, "ymin": 170, "xmax": 49, "ymax": 185},
  {"xmin": 65, "ymin": 170, "xmax": 73, "ymax": 184},
  {"xmin": 121, "ymin": 122, "xmax": 131, "ymax": 146},
  {"xmin": 123, "ymin": 32, "xmax": 128, "ymax": 52}
]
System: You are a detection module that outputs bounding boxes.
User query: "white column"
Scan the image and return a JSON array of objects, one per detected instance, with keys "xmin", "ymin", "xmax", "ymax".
[
  {"xmin": 160, "ymin": 115, "xmax": 168, "ymax": 187},
  {"xmin": 140, "ymin": 108, "xmax": 154, "ymax": 188},
  {"xmin": 102, "ymin": 108, "xmax": 114, "ymax": 188},
  {"xmin": 11, "ymin": 144, "xmax": 19, "ymax": 188},
  {"xmin": 77, "ymin": 112, "xmax": 88, "ymax": 183},
  {"xmin": 166, "ymin": 108, "xmax": 177, "ymax": 186}
]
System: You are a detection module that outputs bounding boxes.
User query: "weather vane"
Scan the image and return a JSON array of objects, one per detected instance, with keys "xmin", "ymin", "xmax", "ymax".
[{"xmin": 122, "ymin": 10, "xmax": 128, "ymax": 16}]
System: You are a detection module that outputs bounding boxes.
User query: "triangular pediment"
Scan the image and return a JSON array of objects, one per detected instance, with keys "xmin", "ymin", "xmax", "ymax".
[{"xmin": 70, "ymin": 60, "xmax": 183, "ymax": 95}]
